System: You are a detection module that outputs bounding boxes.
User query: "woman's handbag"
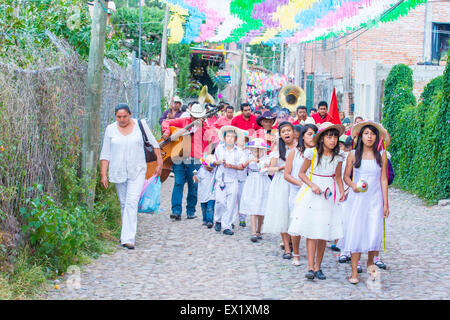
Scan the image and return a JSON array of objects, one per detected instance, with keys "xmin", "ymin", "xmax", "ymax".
[{"xmin": 138, "ymin": 119, "xmax": 157, "ymax": 162}]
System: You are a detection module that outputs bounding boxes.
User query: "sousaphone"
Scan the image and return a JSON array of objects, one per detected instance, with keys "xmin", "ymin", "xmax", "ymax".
[
  {"xmin": 278, "ymin": 85, "xmax": 306, "ymax": 113},
  {"xmin": 198, "ymin": 85, "xmax": 215, "ymax": 106}
]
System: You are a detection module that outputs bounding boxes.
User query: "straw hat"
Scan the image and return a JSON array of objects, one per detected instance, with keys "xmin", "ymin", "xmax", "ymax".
[
  {"xmin": 246, "ymin": 138, "xmax": 270, "ymax": 149},
  {"xmin": 312, "ymin": 122, "xmax": 345, "ymax": 145},
  {"xmin": 218, "ymin": 125, "xmax": 248, "ymax": 142},
  {"xmin": 187, "ymin": 102, "xmax": 206, "ymax": 118},
  {"xmin": 351, "ymin": 120, "xmax": 391, "ymax": 147}
]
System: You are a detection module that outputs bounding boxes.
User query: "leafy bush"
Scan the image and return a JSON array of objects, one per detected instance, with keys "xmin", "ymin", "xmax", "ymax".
[
  {"xmin": 20, "ymin": 184, "xmax": 90, "ymax": 272},
  {"xmin": 382, "ymin": 57, "xmax": 450, "ymax": 203},
  {"xmin": 0, "ymin": 0, "xmax": 128, "ymax": 66}
]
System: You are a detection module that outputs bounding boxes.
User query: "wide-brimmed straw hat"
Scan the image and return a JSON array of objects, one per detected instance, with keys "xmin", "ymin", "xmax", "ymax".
[
  {"xmin": 351, "ymin": 120, "xmax": 391, "ymax": 147},
  {"xmin": 256, "ymin": 111, "xmax": 276, "ymax": 127},
  {"xmin": 312, "ymin": 122, "xmax": 346, "ymax": 145},
  {"xmin": 187, "ymin": 102, "xmax": 206, "ymax": 118},
  {"xmin": 218, "ymin": 125, "xmax": 248, "ymax": 142},
  {"xmin": 246, "ymin": 138, "xmax": 270, "ymax": 149}
]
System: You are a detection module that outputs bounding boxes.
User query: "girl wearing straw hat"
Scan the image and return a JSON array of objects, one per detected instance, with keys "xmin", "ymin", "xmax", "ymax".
[
  {"xmin": 284, "ymin": 123, "xmax": 318, "ymax": 266},
  {"xmin": 341, "ymin": 121, "xmax": 390, "ymax": 284},
  {"xmin": 288, "ymin": 122, "xmax": 346, "ymax": 280},
  {"xmin": 213, "ymin": 126, "xmax": 247, "ymax": 235},
  {"xmin": 239, "ymin": 138, "xmax": 272, "ymax": 243}
]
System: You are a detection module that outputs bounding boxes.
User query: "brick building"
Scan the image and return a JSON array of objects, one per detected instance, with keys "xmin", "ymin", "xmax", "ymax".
[{"xmin": 288, "ymin": 0, "xmax": 449, "ymax": 121}]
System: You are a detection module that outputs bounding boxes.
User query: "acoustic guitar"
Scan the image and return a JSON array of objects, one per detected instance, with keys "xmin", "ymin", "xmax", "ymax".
[{"xmin": 147, "ymin": 105, "xmax": 224, "ymax": 182}]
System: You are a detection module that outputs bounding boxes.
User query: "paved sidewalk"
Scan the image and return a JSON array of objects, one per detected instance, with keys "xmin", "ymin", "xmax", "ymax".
[{"xmin": 46, "ymin": 178, "xmax": 450, "ymax": 300}]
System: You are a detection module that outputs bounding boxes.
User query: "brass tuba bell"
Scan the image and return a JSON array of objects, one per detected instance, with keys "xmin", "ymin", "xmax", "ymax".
[
  {"xmin": 198, "ymin": 85, "xmax": 215, "ymax": 106},
  {"xmin": 278, "ymin": 85, "xmax": 306, "ymax": 113}
]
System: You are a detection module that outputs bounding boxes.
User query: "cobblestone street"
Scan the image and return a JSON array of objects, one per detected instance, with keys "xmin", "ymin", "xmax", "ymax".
[{"xmin": 46, "ymin": 177, "xmax": 450, "ymax": 300}]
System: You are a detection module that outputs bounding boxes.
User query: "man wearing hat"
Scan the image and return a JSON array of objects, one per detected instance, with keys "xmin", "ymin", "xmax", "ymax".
[
  {"xmin": 161, "ymin": 102, "xmax": 213, "ymax": 220},
  {"xmin": 159, "ymin": 96, "xmax": 184, "ymax": 125},
  {"xmin": 255, "ymin": 111, "xmax": 277, "ymax": 147}
]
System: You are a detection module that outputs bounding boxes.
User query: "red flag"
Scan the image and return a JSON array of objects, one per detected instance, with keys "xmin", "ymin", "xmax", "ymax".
[{"xmin": 328, "ymin": 88, "xmax": 341, "ymax": 125}]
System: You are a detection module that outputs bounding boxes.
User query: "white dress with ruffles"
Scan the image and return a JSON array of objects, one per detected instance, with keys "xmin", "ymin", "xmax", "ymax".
[
  {"xmin": 239, "ymin": 154, "xmax": 271, "ymax": 216},
  {"xmin": 262, "ymin": 148, "xmax": 292, "ymax": 234},
  {"xmin": 288, "ymin": 148, "xmax": 344, "ymax": 241}
]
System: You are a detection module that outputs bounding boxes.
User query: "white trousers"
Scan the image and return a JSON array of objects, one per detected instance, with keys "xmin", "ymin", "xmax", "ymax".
[
  {"xmin": 214, "ymin": 181, "xmax": 238, "ymax": 231},
  {"xmin": 115, "ymin": 173, "xmax": 146, "ymax": 245},
  {"xmin": 233, "ymin": 180, "xmax": 246, "ymax": 223}
]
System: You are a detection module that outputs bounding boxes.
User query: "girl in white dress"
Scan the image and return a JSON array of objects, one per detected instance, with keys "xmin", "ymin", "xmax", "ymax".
[
  {"xmin": 342, "ymin": 121, "xmax": 390, "ymax": 284},
  {"xmin": 239, "ymin": 138, "xmax": 271, "ymax": 243},
  {"xmin": 284, "ymin": 123, "xmax": 318, "ymax": 266},
  {"xmin": 288, "ymin": 122, "xmax": 346, "ymax": 280},
  {"xmin": 262, "ymin": 121, "xmax": 297, "ymax": 259}
]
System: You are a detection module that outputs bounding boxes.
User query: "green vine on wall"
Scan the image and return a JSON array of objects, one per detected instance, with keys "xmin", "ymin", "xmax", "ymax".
[{"xmin": 382, "ymin": 57, "xmax": 450, "ymax": 203}]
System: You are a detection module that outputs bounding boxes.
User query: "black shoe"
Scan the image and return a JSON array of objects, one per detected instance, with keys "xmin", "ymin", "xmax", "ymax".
[
  {"xmin": 250, "ymin": 235, "xmax": 258, "ymax": 242},
  {"xmin": 357, "ymin": 264, "xmax": 362, "ymax": 273},
  {"xmin": 282, "ymin": 252, "xmax": 292, "ymax": 259},
  {"xmin": 232, "ymin": 224, "xmax": 235, "ymax": 229},
  {"xmin": 174, "ymin": 215, "xmax": 181, "ymax": 221},
  {"xmin": 214, "ymin": 222, "xmax": 221, "ymax": 232},
  {"xmin": 314, "ymin": 269, "xmax": 326, "ymax": 280},
  {"xmin": 338, "ymin": 255, "xmax": 348, "ymax": 263},
  {"xmin": 374, "ymin": 260, "xmax": 387, "ymax": 270},
  {"xmin": 122, "ymin": 243, "xmax": 135, "ymax": 250},
  {"xmin": 305, "ymin": 270, "xmax": 315, "ymax": 280},
  {"xmin": 223, "ymin": 229, "xmax": 234, "ymax": 235},
  {"xmin": 187, "ymin": 215, "xmax": 197, "ymax": 219},
  {"xmin": 170, "ymin": 214, "xmax": 177, "ymax": 219},
  {"xmin": 207, "ymin": 222, "xmax": 213, "ymax": 229},
  {"xmin": 331, "ymin": 244, "xmax": 341, "ymax": 252},
  {"xmin": 256, "ymin": 234, "xmax": 262, "ymax": 240}
]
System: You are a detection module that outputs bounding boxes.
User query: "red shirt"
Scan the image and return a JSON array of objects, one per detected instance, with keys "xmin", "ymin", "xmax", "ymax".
[
  {"xmin": 312, "ymin": 113, "xmax": 331, "ymax": 124},
  {"xmin": 231, "ymin": 114, "xmax": 261, "ymax": 132},
  {"xmin": 214, "ymin": 116, "xmax": 233, "ymax": 129},
  {"xmin": 161, "ymin": 118, "xmax": 213, "ymax": 159}
]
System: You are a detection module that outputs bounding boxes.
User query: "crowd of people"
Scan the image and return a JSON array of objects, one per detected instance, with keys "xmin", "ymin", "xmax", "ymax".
[{"xmin": 100, "ymin": 97, "xmax": 391, "ymax": 284}]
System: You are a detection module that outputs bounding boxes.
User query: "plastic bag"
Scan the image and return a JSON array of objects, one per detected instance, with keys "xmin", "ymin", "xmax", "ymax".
[{"xmin": 138, "ymin": 175, "xmax": 161, "ymax": 214}]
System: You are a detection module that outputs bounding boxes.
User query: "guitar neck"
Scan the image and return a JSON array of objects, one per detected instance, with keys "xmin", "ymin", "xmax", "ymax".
[{"xmin": 161, "ymin": 105, "xmax": 223, "ymax": 146}]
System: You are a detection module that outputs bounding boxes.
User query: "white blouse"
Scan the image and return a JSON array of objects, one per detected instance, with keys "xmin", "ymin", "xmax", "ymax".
[{"xmin": 100, "ymin": 119, "xmax": 159, "ymax": 184}]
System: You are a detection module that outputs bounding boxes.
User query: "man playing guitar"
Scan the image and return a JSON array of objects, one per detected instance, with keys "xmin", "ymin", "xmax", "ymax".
[{"xmin": 160, "ymin": 102, "xmax": 216, "ymax": 221}]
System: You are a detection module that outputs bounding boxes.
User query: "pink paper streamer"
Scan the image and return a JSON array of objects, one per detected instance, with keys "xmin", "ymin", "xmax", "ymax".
[{"xmin": 185, "ymin": 0, "xmax": 225, "ymax": 42}]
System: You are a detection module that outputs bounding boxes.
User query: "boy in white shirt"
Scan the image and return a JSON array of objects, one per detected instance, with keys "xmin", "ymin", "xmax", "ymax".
[
  {"xmin": 193, "ymin": 154, "xmax": 217, "ymax": 228},
  {"xmin": 213, "ymin": 126, "xmax": 247, "ymax": 235}
]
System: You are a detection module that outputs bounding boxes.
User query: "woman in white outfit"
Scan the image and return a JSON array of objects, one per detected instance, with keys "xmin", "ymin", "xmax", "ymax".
[
  {"xmin": 100, "ymin": 104, "xmax": 163, "ymax": 250},
  {"xmin": 284, "ymin": 123, "xmax": 318, "ymax": 266}
]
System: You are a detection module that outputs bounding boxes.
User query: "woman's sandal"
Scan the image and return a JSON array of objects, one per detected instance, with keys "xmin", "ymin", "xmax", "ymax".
[
  {"xmin": 348, "ymin": 277, "xmax": 359, "ymax": 284},
  {"xmin": 291, "ymin": 254, "xmax": 301, "ymax": 266}
]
